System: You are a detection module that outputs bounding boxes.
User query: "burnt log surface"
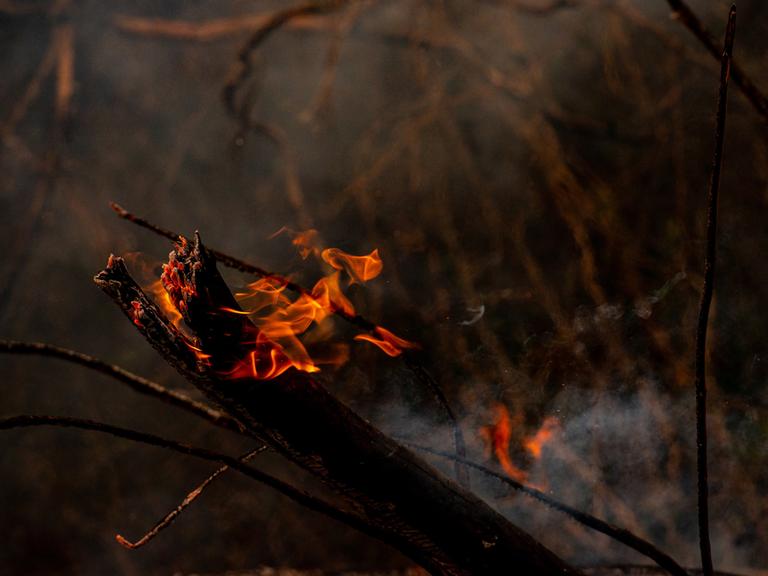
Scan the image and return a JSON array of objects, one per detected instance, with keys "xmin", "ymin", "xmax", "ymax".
[{"xmin": 94, "ymin": 235, "xmax": 581, "ymax": 576}]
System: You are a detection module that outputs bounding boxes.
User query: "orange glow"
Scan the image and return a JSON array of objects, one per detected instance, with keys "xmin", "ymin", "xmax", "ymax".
[
  {"xmin": 270, "ymin": 227, "xmax": 320, "ymax": 259},
  {"xmin": 321, "ymin": 247, "xmax": 383, "ymax": 283},
  {"xmin": 523, "ymin": 416, "xmax": 559, "ymax": 459},
  {"xmin": 149, "ymin": 232, "xmax": 418, "ymax": 381},
  {"xmin": 185, "ymin": 340, "xmax": 212, "ymax": 364},
  {"xmin": 480, "ymin": 405, "xmax": 528, "ymax": 482},
  {"xmin": 224, "ymin": 270, "xmax": 358, "ymax": 379},
  {"xmin": 149, "ymin": 279, "xmax": 184, "ymax": 329},
  {"xmin": 354, "ymin": 326, "xmax": 419, "ymax": 357},
  {"xmin": 130, "ymin": 301, "xmax": 144, "ymax": 328}
]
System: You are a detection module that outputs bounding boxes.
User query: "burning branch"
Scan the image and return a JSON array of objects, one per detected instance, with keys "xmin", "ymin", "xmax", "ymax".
[
  {"xmin": 693, "ymin": 6, "xmax": 736, "ymax": 576},
  {"xmin": 110, "ymin": 201, "xmax": 470, "ymax": 488},
  {"xmin": 93, "ymin": 234, "xmax": 580, "ymax": 575}
]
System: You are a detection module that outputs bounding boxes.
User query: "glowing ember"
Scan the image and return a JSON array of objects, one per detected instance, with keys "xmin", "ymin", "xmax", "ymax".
[{"xmin": 130, "ymin": 300, "xmax": 144, "ymax": 328}]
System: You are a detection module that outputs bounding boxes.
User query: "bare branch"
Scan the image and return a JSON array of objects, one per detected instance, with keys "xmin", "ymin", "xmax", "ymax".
[
  {"xmin": 404, "ymin": 442, "xmax": 688, "ymax": 576},
  {"xmin": 0, "ymin": 415, "xmax": 398, "ymax": 550},
  {"xmin": 113, "ymin": 13, "xmax": 327, "ymax": 42},
  {"xmin": 0, "ymin": 340, "xmax": 244, "ymax": 435},
  {"xmin": 222, "ymin": 0, "xmax": 352, "ymax": 120},
  {"xmin": 666, "ymin": 0, "xmax": 765, "ymax": 121},
  {"xmin": 116, "ymin": 446, "xmax": 267, "ymax": 549},
  {"xmin": 693, "ymin": 6, "xmax": 736, "ymax": 576}
]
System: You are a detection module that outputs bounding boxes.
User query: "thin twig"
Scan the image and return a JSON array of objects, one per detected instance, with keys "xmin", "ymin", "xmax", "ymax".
[
  {"xmin": 0, "ymin": 340, "xmax": 244, "ymax": 434},
  {"xmin": 665, "ymin": 0, "xmax": 765, "ymax": 121},
  {"xmin": 109, "ymin": 202, "xmax": 340, "ymax": 318},
  {"xmin": 0, "ymin": 415, "xmax": 400, "ymax": 550},
  {"xmin": 403, "ymin": 442, "xmax": 689, "ymax": 576},
  {"xmin": 116, "ymin": 446, "xmax": 267, "ymax": 549},
  {"xmin": 109, "ymin": 202, "xmax": 470, "ymax": 487},
  {"xmin": 693, "ymin": 6, "xmax": 736, "ymax": 576}
]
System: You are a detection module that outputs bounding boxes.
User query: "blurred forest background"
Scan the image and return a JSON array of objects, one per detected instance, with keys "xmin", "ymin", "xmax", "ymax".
[{"xmin": 1, "ymin": 0, "xmax": 767, "ymax": 574}]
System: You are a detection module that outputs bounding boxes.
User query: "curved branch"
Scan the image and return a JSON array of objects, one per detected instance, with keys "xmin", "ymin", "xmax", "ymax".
[
  {"xmin": 116, "ymin": 446, "xmax": 267, "ymax": 549},
  {"xmin": 404, "ymin": 442, "xmax": 688, "ymax": 576},
  {"xmin": 0, "ymin": 414, "xmax": 407, "ymax": 554},
  {"xmin": 0, "ymin": 340, "xmax": 244, "ymax": 435},
  {"xmin": 222, "ymin": 0, "xmax": 351, "ymax": 119}
]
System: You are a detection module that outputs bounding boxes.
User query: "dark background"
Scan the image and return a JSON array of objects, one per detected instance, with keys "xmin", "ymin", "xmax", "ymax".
[{"xmin": 1, "ymin": 0, "xmax": 767, "ymax": 574}]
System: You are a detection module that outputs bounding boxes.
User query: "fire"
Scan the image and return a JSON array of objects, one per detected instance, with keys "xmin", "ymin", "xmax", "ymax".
[
  {"xmin": 480, "ymin": 405, "xmax": 559, "ymax": 484},
  {"xmin": 354, "ymin": 326, "xmax": 419, "ymax": 357},
  {"xmin": 199, "ymin": 231, "xmax": 417, "ymax": 379},
  {"xmin": 270, "ymin": 227, "xmax": 320, "ymax": 259},
  {"xmin": 225, "ymin": 333, "xmax": 298, "ymax": 380},
  {"xmin": 523, "ymin": 416, "xmax": 559, "ymax": 459},
  {"xmin": 480, "ymin": 405, "xmax": 528, "ymax": 482},
  {"xmin": 128, "ymin": 232, "xmax": 417, "ymax": 380},
  {"xmin": 148, "ymin": 279, "xmax": 184, "ymax": 329},
  {"xmin": 321, "ymin": 247, "xmax": 383, "ymax": 284}
]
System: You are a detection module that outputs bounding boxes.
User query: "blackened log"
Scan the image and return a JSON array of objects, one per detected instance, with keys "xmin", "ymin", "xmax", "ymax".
[{"xmin": 95, "ymin": 238, "xmax": 582, "ymax": 576}]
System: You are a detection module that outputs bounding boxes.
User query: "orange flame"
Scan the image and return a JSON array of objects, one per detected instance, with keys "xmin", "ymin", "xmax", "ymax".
[
  {"xmin": 480, "ymin": 406, "xmax": 560, "ymax": 486},
  {"xmin": 270, "ymin": 227, "xmax": 320, "ymax": 259},
  {"xmin": 224, "ymin": 270, "xmax": 361, "ymax": 379},
  {"xmin": 480, "ymin": 405, "xmax": 528, "ymax": 482},
  {"xmin": 321, "ymin": 247, "xmax": 383, "ymax": 284},
  {"xmin": 523, "ymin": 416, "xmax": 559, "ymax": 459},
  {"xmin": 147, "ymin": 232, "xmax": 419, "ymax": 381},
  {"xmin": 354, "ymin": 326, "xmax": 419, "ymax": 357},
  {"xmin": 148, "ymin": 279, "xmax": 184, "ymax": 329}
]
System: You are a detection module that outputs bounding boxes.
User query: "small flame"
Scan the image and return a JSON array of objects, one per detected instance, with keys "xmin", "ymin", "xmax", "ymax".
[
  {"xmin": 185, "ymin": 340, "xmax": 212, "ymax": 364},
  {"xmin": 310, "ymin": 271, "xmax": 355, "ymax": 317},
  {"xmin": 149, "ymin": 279, "xmax": 184, "ymax": 329},
  {"xmin": 354, "ymin": 326, "xmax": 419, "ymax": 357},
  {"xmin": 523, "ymin": 416, "xmax": 559, "ymax": 459},
  {"xmin": 226, "ymin": 335, "xmax": 298, "ymax": 380},
  {"xmin": 480, "ymin": 405, "xmax": 528, "ymax": 482},
  {"xmin": 480, "ymin": 406, "xmax": 560, "ymax": 486},
  {"xmin": 321, "ymin": 247, "xmax": 383, "ymax": 284},
  {"xmin": 270, "ymin": 227, "xmax": 320, "ymax": 260}
]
